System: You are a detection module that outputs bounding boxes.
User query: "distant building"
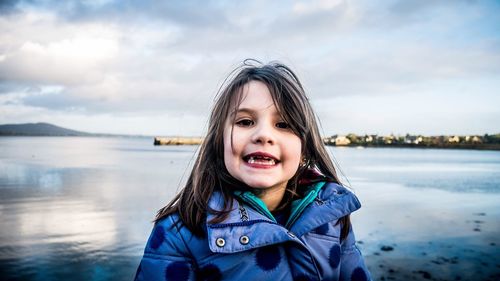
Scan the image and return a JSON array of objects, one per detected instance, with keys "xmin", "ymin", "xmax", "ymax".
[
  {"xmin": 335, "ymin": 136, "xmax": 351, "ymax": 146},
  {"xmin": 323, "ymin": 137, "xmax": 335, "ymax": 145},
  {"xmin": 448, "ymin": 136, "xmax": 460, "ymax": 143},
  {"xmin": 383, "ymin": 135, "xmax": 395, "ymax": 144},
  {"xmin": 405, "ymin": 135, "xmax": 423, "ymax": 144},
  {"xmin": 405, "ymin": 134, "xmax": 418, "ymax": 144},
  {"xmin": 465, "ymin": 135, "xmax": 482, "ymax": 143},
  {"xmin": 471, "ymin": 136, "xmax": 482, "ymax": 143}
]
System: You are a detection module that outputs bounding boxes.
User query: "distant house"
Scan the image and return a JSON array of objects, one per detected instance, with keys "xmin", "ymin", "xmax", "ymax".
[
  {"xmin": 383, "ymin": 135, "xmax": 395, "ymax": 144},
  {"xmin": 465, "ymin": 135, "xmax": 482, "ymax": 143},
  {"xmin": 405, "ymin": 135, "xmax": 423, "ymax": 144},
  {"xmin": 323, "ymin": 137, "xmax": 335, "ymax": 145},
  {"xmin": 448, "ymin": 136, "xmax": 460, "ymax": 143},
  {"xmin": 365, "ymin": 135, "xmax": 373, "ymax": 143},
  {"xmin": 335, "ymin": 136, "xmax": 351, "ymax": 146},
  {"xmin": 405, "ymin": 135, "xmax": 417, "ymax": 144},
  {"xmin": 471, "ymin": 136, "xmax": 482, "ymax": 143}
]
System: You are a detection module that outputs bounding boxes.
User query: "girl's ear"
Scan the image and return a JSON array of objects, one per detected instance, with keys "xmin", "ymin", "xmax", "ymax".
[{"xmin": 300, "ymin": 156, "xmax": 308, "ymax": 167}]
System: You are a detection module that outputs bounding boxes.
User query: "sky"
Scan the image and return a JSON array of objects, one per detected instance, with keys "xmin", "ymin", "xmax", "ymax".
[{"xmin": 0, "ymin": 0, "xmax": 499, "ymax": 136}]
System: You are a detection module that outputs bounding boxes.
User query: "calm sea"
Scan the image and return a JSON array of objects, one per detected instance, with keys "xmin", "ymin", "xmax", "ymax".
[{"xmin": 0, "ymin": 137, "xmax": 499, "ymax": 280}]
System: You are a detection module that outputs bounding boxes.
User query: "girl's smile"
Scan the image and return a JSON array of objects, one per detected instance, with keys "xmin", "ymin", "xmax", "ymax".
[
  {"xmin": 243, "ymin": 151, "xmax": 280, "ymax": 168},
  {"xmin": 223, "ymin": 80, "xmax": 302, "ymax": 197}
]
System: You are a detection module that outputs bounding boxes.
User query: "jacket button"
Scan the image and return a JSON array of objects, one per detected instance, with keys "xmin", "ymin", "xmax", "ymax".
[
  {"xmin": 216, "ymin": 238, "xmax": 225, "ymax": 247},
  {"xmin": 239, "ymin": 235, "xmax": 249, "ymax": 245}
]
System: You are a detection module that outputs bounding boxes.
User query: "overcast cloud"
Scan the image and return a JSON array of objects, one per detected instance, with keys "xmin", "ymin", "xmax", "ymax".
[{"xmin": 1, "ymin": 0, "xmax": 499, "ymax": 136}]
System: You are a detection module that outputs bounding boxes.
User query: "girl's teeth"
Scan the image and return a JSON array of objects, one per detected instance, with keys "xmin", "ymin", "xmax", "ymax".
[{"xmin": 248, "ymin": 157, "xmax": 275, "ymax": 165}]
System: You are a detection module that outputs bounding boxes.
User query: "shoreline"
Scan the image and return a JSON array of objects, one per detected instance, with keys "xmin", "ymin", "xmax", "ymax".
[
  {"xmin": 154, "ymin": 137, "xmax": 500, "ymax": 151},
  {"xmin": 2, "ymin": 135, "xmax": 498, "ymax": 151},
  {"xmin": 329, "ymin": 143, "xmax": 500, "ymax": 151}
]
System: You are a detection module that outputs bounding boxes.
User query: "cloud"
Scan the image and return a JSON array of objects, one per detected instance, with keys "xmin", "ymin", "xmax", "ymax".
[
  {"xmin": 5, "ymin": 0, "xmax": 232, "ymax": 28},
  {"xmin": 0, "ymin": 10, "xmax": 221, "ymax": 114},
  {"xmin": 0, "ymin": 0, "xmax": 22, "ymax": 15},
  {"xmin": 0, "ymin": 0, "xmax": 499, "ymax": 134}
]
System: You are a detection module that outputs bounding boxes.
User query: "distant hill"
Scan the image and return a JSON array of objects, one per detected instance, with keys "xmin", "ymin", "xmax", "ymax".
[{"xmin": 0, "ymin": 122, "xmax": 92, "ymax": 136}]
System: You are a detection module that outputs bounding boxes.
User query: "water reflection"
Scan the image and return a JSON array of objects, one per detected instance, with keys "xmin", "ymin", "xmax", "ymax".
[
  {"xmin": 0, "ymin": 137, "xmax": 499, "ymax": 280},
  {"xmin": 18, "ymin": 199, "xmax": 116, "ymax": 246},
  {"xmin": 1, "ymin": 137, "xmax": 197, "ymax": 280}
]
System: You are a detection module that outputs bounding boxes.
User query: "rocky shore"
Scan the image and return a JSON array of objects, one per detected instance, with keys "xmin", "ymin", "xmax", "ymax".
[
  {"xmin": 361, "ymin": 224, "xmax": 500, "ymax": 281},
  {"xmin": 352, "ymin": 182, "xmax": 500, "ymax": 281}
]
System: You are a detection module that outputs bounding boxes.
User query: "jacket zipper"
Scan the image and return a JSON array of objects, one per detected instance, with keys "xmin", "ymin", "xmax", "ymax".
[
  {"xmin": 314, "ymin": 198, "xmax": 324, "ymax": 205},
  {"xmin": 234, "ymin": 191, "xmax": 277, "ymax": 223}
]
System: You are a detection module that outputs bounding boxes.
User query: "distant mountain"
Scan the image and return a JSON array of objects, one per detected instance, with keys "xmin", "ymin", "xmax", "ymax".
[{"xmin": 0, "ymin": 122, "xmax": 92, "ymax": 136}]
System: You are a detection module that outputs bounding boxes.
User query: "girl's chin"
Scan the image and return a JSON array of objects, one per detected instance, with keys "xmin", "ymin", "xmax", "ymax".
[{"xmin": 243, "ymin": 181, "xmax": 286, "ymax": 191}]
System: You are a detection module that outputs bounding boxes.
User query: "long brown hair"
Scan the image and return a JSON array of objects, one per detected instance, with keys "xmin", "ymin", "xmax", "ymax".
[{"xmin": 155, "ymin": 59, "xmax": 351, "ymax": 240}]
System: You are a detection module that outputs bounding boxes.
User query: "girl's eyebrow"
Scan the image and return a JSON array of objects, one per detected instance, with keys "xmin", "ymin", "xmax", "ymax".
[
  {"xmin": 232, "ymin": 103, "xmax": 278, "ymax": 115},
  {"xmin": 230, "ymin": 106, "xmax": 281, "ymax": 118},
  {"xmin": 229, "ymin": 107, "xmax": 255, "ymax": 117},
  {"xmin": 234, "ymin": 108, "xmax": 254, "ymax": 114}
]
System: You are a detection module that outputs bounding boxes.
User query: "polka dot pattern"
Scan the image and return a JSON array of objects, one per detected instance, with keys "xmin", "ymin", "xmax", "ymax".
[
  {"xmin": 328, "ymin": 244, "xmax": 341, "ymax": 268},
  {"xmin": 314, "ymin": 223, "xmax": 330, "ymax": 235},
  {"xmin": 150, "ymin": 226, "xmax": 165, "ymax": 250},
  {"xmin": 351, "ymin": 267, "xmax": 368, "ymax": 281},
  {"xmin": 197, "ymin": 264, "xmax": 222, "ymax": 281},
  {"xmin": 255, "ymin": 245, "xmax": 281, "ymax": 271},
  {"xmin": 165, "ymin": 261, "xmax": 190, "ymax": 281}
]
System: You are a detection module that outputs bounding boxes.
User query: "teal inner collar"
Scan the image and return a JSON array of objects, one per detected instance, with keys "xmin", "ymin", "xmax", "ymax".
[{"xmin": 233, "ymin": 181, "xmax": 327, "ymax": 228}]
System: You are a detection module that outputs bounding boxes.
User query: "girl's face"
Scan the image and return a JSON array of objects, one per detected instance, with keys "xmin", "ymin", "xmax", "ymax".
[{"xmin": 223, "ymin": 80, "xmax": 302, "ymax": 193}]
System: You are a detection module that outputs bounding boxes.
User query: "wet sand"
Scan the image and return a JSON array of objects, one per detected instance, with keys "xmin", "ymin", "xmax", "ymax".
[{"xmin": 351, "ymin": 181, "xmax": 500, "ymax": 281}]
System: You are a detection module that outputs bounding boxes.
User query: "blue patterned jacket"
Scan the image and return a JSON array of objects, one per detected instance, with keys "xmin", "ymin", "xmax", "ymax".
[{"xmin": 135, "ymin": 181, "xmax": 371, "ymax": 281}]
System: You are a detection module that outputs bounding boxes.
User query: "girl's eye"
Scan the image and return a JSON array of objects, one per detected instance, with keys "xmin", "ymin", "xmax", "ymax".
[
  {"xmin": 276, "ymin": 122, "xmax": 290, "ymax": 129},
  {"xmin": 236, "ymin": 119, "xmax": 254, "ymax": 126}
]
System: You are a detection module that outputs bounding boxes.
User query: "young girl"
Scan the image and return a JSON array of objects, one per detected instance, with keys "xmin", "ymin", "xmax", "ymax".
[{"xmin": 135, "ymin": 60, "xmax": 371, "ymax": 281}]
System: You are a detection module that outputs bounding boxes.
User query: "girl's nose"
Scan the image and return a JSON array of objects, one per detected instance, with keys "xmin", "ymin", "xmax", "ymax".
[{"xmin": 251, "ymin": 123, "xmax": 275, "ymax": 145}]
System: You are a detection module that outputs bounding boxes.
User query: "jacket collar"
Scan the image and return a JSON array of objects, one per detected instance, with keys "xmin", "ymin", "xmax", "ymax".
[
  {"xmin": 205, "ymin": 181, "xmax": 361, "ymax": 253},
  {"xmin": 206, "ymin": 191, "xmax": 288, "ymax": 253},
  {"xmin": 290, "ymin": 182, "xmax": 361, "ymax": 236},
  {"xmin": 233, "ymin": 181, "xmax": 328, "ymax": 228}
]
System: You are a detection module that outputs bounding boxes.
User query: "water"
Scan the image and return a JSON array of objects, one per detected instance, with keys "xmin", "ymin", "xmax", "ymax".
[
  {"xmin": 0, "ymin": 137, "xmax": 197, "ymax": 280},
  {"xmin": 331, "ymin": 146, "xmax": 500, "ymax": 193},
  {"xmin": 0, "ymin": 137, "xmax": 499, "ymax": 280}
]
